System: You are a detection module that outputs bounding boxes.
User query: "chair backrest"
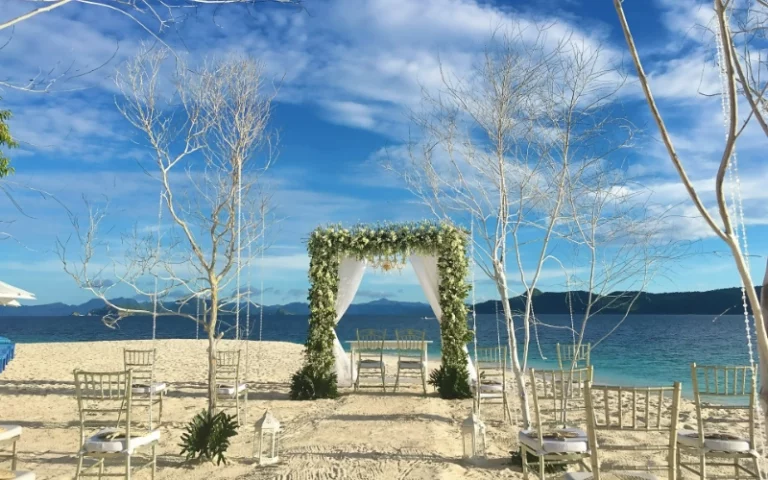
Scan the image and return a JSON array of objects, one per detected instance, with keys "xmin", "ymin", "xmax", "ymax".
[
  {"xmin": 73, "ymin": 370, "xmax": 133, "ymax": 445},
  {"xmin": 557, "ymin": 342, "xmax": 591, "ymax": 369},
  {"xmin": 356, "ymin": 329, "xmax": 386, "ymax": 358},
  {"xmin": 690, "ymin": 363, "xmax": 756, "ymax": 449},
  {"xmin": 123, "ymin": 349, "xmax": 156, "ymax": 385},
  {"xmin": 216, "ymin": 350, "xmax": 241, "ymax": 386},
  {"xmin": 529, "ymin": 366, "xmax": 593, "ymax": 432},
  {"xmin": 475, "ymin": 346, "xmax": 507, "ymax": 383},
  {"xmin": 584, "ymin": 380, "xmax": 681, "ymax": 479},
  {"xmin": 395, "ymin": 329, "xmax": 425, "ymax": 359}
]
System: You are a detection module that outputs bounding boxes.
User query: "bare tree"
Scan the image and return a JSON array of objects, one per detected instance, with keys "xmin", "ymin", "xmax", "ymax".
[
  {"xmin": 389, "ymin": 25, "xmax": 635, "ymax": 427},
  {"xmin": 0, "ymin": 0, "xmax": 302, "ymax": 94},
  {"xmin": 1, "ymin": 0, "xmax": 303, "ymax": 33},
  {"xmin": 57, "ymin": 47, "xmax": 275, "ymax": 412},
  {"xmin": 557, "ymin": 164, "xmax": 679, "ymax": 372},
  {"xmin": 614, "ymin": 0, "xmax": 768, "ymax": 432}
]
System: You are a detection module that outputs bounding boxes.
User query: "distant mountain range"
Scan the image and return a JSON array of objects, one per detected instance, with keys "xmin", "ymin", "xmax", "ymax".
[
  {"xmin": 472, "ymin": 287, "xmax": 764, "ymax": 316},
  {"xmin": 0, "ymin": 296, "xmax": 435, "ymax": 317},
  {"xmin": 0, "ymin": 287, "xmax": 762, "ymax": 317}
]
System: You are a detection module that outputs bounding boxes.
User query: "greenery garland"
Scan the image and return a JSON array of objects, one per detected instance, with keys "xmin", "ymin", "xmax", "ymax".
[{"xmin": 292, "ymin": 221, "xmax": 473, "ymax": 400}]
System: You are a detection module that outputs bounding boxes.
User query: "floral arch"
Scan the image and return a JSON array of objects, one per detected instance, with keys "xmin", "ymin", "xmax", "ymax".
[{"xmin": 290, "ymin": 221, "xmax": 475, "ymax": 400}]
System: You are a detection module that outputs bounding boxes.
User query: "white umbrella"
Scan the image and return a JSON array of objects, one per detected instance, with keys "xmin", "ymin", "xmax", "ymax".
[{"xmin": 0, "ymin": 280, "xmax": 36, "ymax": 307}]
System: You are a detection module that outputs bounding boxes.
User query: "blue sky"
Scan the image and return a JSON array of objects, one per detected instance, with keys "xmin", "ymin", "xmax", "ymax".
[{"xmin": 1, "ymin": 0, "xmax": 767, "ymax": 306}]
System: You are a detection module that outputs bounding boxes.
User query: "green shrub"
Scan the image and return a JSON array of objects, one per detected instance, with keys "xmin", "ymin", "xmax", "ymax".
[
  {"xmin": 428, "ymin": 364, "xmax": 472, "ymax": 399},
  {"xmin": 289, "ymin": 365, "xmax": 339, "ymax": 400},
  {"xmin": 179, "ymin": 410, "xmax": 239, "ymax": 465}
]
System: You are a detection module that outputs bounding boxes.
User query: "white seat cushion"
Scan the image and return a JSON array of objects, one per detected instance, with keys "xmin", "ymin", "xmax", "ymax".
[
  {"xmin": 397, "ymin": 360, "xmax": 424, "ymax": 369},
  {"xmin": 358, "ymin": 360, "xmax": 384, "ymax": 369},
  {"xmin": 132, "ymin": 382, "xmax": 167, "ymax": 395},
  {"xmin": 1, "ymin": 472, "xmax": 35, "ymax": 480},
  {"xmin": 565, "ymin": 472, "xmax": 658, "ymax": 480},
  {"xmin": 677, "ymin": 429, "xmax": 751, "ymax": 453},
  {"xmin": 518, "ymin": 427, "xmax": 589, "ymax": 454},
  {"xmin": 217, "ymin": 383, "xmax": 247, "ymax": 396},
  {"xmin": 83, "ymin": 428, "xmax": 160, "ymax": 454},
  {"xmin": 0, "ymin": 425, "xmax": 22, "ymax": 442},
  {"xmin": 478, "ymin": 381, "xmax": 504, "ymax": 393}
]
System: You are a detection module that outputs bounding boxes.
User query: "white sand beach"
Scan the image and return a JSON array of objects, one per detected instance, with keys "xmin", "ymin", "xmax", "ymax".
[{"xmin": 0, "ymin": 340, "xmax": 759, "ymax": 479}]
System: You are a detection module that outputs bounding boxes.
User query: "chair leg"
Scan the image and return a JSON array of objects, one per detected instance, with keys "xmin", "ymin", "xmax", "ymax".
[
  {"xmin": 125, "ymin": 453, "xmax": 132, "ymax": 480},
  {"xmin": 394, "ymin": 365, "xmax": 400, "ymax": 393},
  {"xmin": 244, "ymin": 391, "xmax": 249, "ymax": 426},
  {"xmin": 11, "ymin": 439, "xmax": 17, "ymax": 470},
  {"xmin": 735, "ymin": 457, "xmax": 740, "ymax": 480},
  {"xmin": 421, "ymin": 368, "xmax": 427, "ymax": 395},
  {"xmin": 503, "ymin": 393, "xmax": 512, "ymax": 423},
  {"xmin": 159, "ymin": 394, "xmax": 164, "ymax": 426},
  {"xmin": 381, "ymin": 367, "xmax": 387, "ymax": 392},
  {"xmin": 521, "ymin": 446, "xmax": 529, "ymax": 480},
  {"xmin": 76, "ymin": 454, "xmax": 84, "ymax": 480},
  {"xmin": 235, "ymin": 395, "xmax": 241, "ymax": 426},
  {"xmin": 753, "ymin": 456, "xmax": 762, "ymax": 480},
  {"xmin": 98, "ymin": 458, "xmax": 104, "ymax": 480},
  {"xmin": 354, "ymin": 365, "xmax": 360, "ymax": 392},
  {"xmin": 539, "ymin": 454, "xmax": 546, "ymax": 480},
  {"xmin": 699, "ymin": 453, "xmax": 707, "ymax": 480},
  {"xmin": 151, "ymin": 444, "xmax": 157, "ymax": 480}
]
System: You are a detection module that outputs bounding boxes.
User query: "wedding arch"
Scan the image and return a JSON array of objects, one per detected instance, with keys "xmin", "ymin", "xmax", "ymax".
[{"xmin": 293, "ymin": 221, "xmax": 476, "ymax": 399}]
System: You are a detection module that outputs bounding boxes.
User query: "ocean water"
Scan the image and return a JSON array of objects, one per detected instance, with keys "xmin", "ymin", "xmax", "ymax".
[{"xmin": 0, "ymin": 313, "xmax": 758, "ymax": 395}]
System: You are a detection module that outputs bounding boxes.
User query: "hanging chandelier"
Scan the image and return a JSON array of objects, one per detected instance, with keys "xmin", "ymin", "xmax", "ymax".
[{"xmin": 370, "ymin": 253, "xmax": 406, "ymax": 273}]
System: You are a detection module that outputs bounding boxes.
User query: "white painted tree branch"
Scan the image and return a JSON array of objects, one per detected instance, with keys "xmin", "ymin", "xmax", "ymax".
[
  {"xmin": 614, "ymin": 0, "xmax": 728, "ymax": 243},
  {"xmin": 615, "ymin": 0, "xmax": 768, "ymax": 442}
]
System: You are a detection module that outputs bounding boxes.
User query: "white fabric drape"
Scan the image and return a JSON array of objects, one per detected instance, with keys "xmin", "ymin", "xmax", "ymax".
[
  {"xmin": 333, "ymin": 257, "xmax": 367, "ymax": 386},
  {"xmin": 409, "ymin": 255, "xmax": 476, "ymax": 383}
]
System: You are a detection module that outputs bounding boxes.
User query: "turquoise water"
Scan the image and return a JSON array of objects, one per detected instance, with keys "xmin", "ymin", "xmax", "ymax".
[{"xmin": 0, "ymin": 313, "xmax": 758, "ymax": 396}]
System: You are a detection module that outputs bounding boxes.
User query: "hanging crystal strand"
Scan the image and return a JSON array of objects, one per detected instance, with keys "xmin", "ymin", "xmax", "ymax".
[
  {"xmin": 245, "ymin": 238, "xmax": 252, "ymax": 390},
  {"xmin": 470, "ymin": 220, "xmax": 480, "ymax": 413},
  {"xmin": 530, "ymin": 300, "xmax": 546, "ymax": 360},
  {"xmin": 258, "ymin": 203, "xmax": 265, "ymax": 382},
  {"xmin": 715, "ymin": 1, "xmax": 755, "ymax": 373},
  {"xmin": 495, "ymin": 290, "xmax": 502, "ymax": 365},
  {"xmin": 235, "ymin": 158, "xmax": 243, "ymax": 344},
  {"xmin": 567, "ymin": 273, "xmax": 576, "ymax": 345},
  {"xmin": 714, "ymin": 1, "xmax": 765, "ymax": 460},
  {"xmin": 495, "ymin": 297, "xmax": 516, "ymax": 425},
  {"xmin": 149, "ymin": 190, "xmax": 163, "ymax": 431}
]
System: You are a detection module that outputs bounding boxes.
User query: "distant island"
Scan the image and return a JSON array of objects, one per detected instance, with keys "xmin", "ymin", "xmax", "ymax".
[
  {"xmin": 472, "ymin": 287, "xmax": 763, "ymax": 316},
  {"xmin": 0, "ymin": 286, "xmax": 762, "ymax": 317}
]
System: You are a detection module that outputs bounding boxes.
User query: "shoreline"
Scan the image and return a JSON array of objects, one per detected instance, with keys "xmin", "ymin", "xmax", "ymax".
[
  {"xmin": 0, "ymin": 339, "xmax": 754, "ymax": 479},
  {"xmin": 0, "ymin": 336, "xmax": 749, "ymax": 399}
]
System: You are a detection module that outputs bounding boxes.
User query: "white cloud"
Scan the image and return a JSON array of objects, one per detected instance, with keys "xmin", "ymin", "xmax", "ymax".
[{"xmin": 656, "ymin": 0, "xmax": 716, "ymax": 42}]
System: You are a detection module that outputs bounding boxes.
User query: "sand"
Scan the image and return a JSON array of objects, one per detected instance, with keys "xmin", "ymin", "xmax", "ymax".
[{"xmin": 0, "ymin": 340, "xmax": 762, "ymax": 479}]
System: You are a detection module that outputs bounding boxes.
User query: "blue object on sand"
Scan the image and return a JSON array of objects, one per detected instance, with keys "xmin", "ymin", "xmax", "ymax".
[{"xmin": 0, "ymin": 336, "xmax": 14, "ymax": 374}]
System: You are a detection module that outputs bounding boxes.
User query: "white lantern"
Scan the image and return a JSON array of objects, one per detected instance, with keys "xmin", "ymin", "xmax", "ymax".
[
  {"xmin": 253, "ymin": 410, "xmax": 281, "ymax": 465},
  {"xmin": 461, "ymin": 411, "xmax": 487, "ymax": 462}
]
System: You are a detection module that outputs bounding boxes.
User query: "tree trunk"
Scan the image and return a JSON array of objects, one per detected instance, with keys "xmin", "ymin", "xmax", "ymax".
[
  {"xmin": 207, "ymin": 290, "xmax": 219, "ymax": 414},
  {"xmin": 724, "ymin": 241, "xmax": 768, "ymax": 446},
  {"xmin": 496, "ymin": 265, "xmax": 531, "ymax": 428}
]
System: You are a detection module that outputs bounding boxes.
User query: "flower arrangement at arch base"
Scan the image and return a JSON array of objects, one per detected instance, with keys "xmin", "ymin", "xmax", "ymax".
[{"xmin": 289, "ymin": 221, "xmax": 474, "ymax": 401}]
